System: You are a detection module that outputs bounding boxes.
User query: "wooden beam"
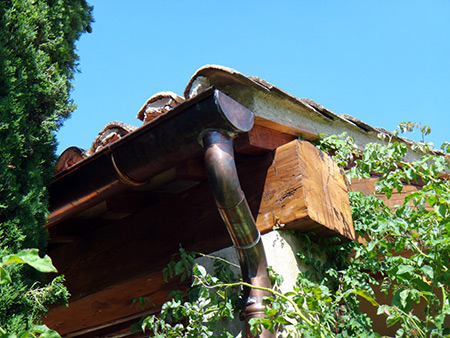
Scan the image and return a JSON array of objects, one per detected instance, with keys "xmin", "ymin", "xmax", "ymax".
[
  {"xmin": 44, "ymin": 270, "xmax": 182, "ymax": 336},
  {"xmin": 64, "ymin": 312, "xmax": 149, "ymax": 338},
  {"xmin": 174, "ymin": 156, "xmax": 206, "ymax": 181},
  {"xmin": 235, "ymin": 124, "xmax": 297, "ymax": 155},
  {"xmin": 349, "ymin": 177, "xmax": 422, "ymax": 208},
  {"xmin": 254, "ymin": 140, "xmax": 355, "ymax": 240}
]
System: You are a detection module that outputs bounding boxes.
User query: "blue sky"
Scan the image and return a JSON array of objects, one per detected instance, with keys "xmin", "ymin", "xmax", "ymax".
[{"xmin": 57, "ymin": 0, "xmax": 450, "ymax": 153}]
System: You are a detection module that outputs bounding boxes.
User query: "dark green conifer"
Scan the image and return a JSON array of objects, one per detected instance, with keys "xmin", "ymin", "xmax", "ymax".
[{"xmin": 0, "ymin": 0, "xmax": 92, "ymax": 332}]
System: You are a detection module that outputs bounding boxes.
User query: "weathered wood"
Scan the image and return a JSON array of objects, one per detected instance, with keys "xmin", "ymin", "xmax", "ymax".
[
  {"xmin": 44, "ymin": 270, "xmax": 181, "ymax": 335},
  {"xmin": 48, "ymin": 140, "xmax": 354, "ymax": 301},
  {"xmin": 235, "ymin": 124, "xmax": 297, "ymax": 155},
  {"xmin": 255, "ymin": 140, "xmax": 355, "ymax": 240},
  {"xmin": 253, "ymin": 116, "xmax": 319, "ymax": 141},
  {"xmin": 349, "ymin": 177, "xmax": 422, "ymax": 208},
  {"xmin": 175, "ymin": 156, "xmax": 205, "ymax": 181},
  {"xmin": 46, "ymin": 151, "xmax": 277, "ymax": 309},
  {"xmin": 45, "ymin": 140, "xmax": 354, "ymax": 335},
  {"xmin": 44, "ymin": 154, "xmax": 270, "ymax": 335},
  {"xmin": 63, "ymin": 311, "xmax": 149, "ymax": 338},
  {"xmin": 47, "ymin": 183, "xmax": 232, "ymax": 301}
]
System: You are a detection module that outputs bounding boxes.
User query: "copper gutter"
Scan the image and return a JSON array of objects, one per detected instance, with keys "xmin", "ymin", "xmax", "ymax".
[
  {"xmin": 47, "ymin": 88, "xmax": 273, "ymax": 336},
  {"xmin": 203, "ymin": 131, "xmax": 273, "ymax": 338},
  {"xmin": 47, "ymin": 88, "xmax": 251, "ymax": 227}
]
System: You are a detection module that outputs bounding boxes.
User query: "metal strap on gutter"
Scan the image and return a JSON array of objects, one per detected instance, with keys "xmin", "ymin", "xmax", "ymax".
[{"xmin": 110, "ymin": 152, "xmax": 150, "ymax": 187}]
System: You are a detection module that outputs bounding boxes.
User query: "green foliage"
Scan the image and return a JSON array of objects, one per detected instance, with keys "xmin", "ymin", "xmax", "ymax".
[
  {"xmin": 315, "ymin": 126, "xmax": 450, "ymax": 337},
  {"xmin": 0, "ymin": 0, "xmax": 92, "ymax": 333},
  {"xmin": 139, "ymin": 123, "xmax": 450, "ymax": 337},
  {"xmin": 0, "ymin": 249, "xmax": 57, "ymax": 285},
  {"xmin": 0, "ymin": 252, "xmax": 64, "ymax": 337},
  {"xmin": 0, "ymin": 324, "xmax": 61, "ymax": 338},
  {"xmin": 137, "ymin": 249, "xmax": 243, "ymax": 338}
]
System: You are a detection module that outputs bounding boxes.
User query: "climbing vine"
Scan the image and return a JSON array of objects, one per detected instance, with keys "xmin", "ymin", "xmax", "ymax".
[{"xmin": 138, "ymin": 124, "xmax": 450, "ymax": 337}]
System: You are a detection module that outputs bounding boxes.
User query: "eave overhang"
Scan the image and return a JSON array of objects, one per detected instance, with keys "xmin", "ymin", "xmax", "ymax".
[{"xmin": 47, "ymin": 88, "xmax": 253, "ymax": 228}]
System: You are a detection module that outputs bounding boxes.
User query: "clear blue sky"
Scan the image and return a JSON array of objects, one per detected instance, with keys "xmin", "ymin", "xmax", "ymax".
[{"xmin": 57, "ymin": 0, "xmax": 450, "ymax": 154}]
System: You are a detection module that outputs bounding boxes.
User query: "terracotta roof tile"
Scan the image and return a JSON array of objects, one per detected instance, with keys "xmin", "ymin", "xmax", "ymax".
[
  {"xmin": 56, "ymin": 64, "xmax": 444, "ymax": 175},
  {"xmin": 90, "ymin": 121, "xmax": 136, "ymax": 154},
  {"xmin": 55, "ymin": 147, "xmax": 88, "ymax": 174},
  {"xmin": 136, "ymin": 91, "xmax": 184, "ymax": 124}
]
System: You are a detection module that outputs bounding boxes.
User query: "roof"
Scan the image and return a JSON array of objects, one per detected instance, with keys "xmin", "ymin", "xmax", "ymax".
[
  {"xmin": 57, "ymin": 64, "xmax": 433, "ymax": 176},
  {"xmin": 45, "ymin": 65, "xmax": 443, "ymax": 336}
]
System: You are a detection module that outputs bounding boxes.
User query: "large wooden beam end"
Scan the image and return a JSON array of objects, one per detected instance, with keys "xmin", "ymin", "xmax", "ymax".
[{"xmin": 256, "ymin": 140, "xmax": 355, "ymax": 240}]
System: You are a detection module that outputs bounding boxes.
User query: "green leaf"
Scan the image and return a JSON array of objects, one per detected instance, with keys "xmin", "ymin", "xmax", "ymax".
[
  {"xmin": 264, "ymin": 308, "xmax": 278, "ymax": 317},
  {"xmin": 2, "ymin": 249, "xmax": 57, "ymax": 273},
  {"xmin": 274, "ymin": 316, "xmax": 291, "ymax": 325},
  {"xmin": 350, "ymin": 289, "xmax": 379, "ymax": 306},
  {"xmin": 396, "ymin": 264, "xmax": 414, "ymax": 275},
  {"xmin": 399, "ymin": 289, "xmax": 410, "ymax": 308},
  {"xmin": 421, "ymin": 265, "xmax": 434, "ymax": 280},
  {"xmin": 411, "ymin": 277, "xmax": 433, "ymax": 293},
  {"xmin": 0, "ymin": 267, "xmax": 12, "ymax": 285},
  {"xmin": 394, "ymin": 238, "xmax": 406, "ymax": 253},
  {"xmin": 174, "ymin": 261, "xmax": 184, "ymax": 275},
  {"xmin": 437, "ymin": 203, "xmax": 448, "ymax": 218},
  {"xmin": 377, "ymin": 304, "xmax": 390, "ymax": 316},
  {"xmin": 404, "ymin": 191, "xmax": 421, "ymax": 204},
  {"xmin": 427, "ymin": 195, "xmax": 437, "ymax": 207},
  {"xmin": 435, "ymin": 313, "xmax": 446, "ymax": 329},
  {"xmin": 392, "ymin": 289, "xmax": 413, "ymax": 312},
  {"xmin": 194, "ymin": 264, "xmax": 206, "ymax": 278},
  {"xmin": 386, "ymin": 314, "xmax": 400, "ymax": 327},
  {"xmin": 29, "ymin": 325, "xmax": 60, "ymax": 338}
]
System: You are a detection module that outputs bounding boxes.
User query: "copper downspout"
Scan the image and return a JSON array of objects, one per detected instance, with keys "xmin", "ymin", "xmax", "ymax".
[
  {"xmin": 203, "ymin": 131, "xmax": 273, "ymax": 338},
  {"xmin": 47, "ymin": 88, "xmax": 273, "ymax": 336}
]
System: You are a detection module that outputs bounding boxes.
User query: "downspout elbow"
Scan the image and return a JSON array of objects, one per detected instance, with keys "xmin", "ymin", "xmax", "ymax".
[{"xmin": 203, "ymin": 131, "xmax": 273, "ymax": 338}]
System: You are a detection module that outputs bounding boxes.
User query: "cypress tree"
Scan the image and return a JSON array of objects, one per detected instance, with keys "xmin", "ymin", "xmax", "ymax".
[{"xmin": 0, "ymin": 0, "xmax": 93, "ymax": 332}]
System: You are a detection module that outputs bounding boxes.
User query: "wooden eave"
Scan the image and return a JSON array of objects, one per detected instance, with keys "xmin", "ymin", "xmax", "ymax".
[
  {"xmin": 44, "ymin": 65, "xmax": 379, "ymax": 336},
  {"xmin": 44, "ymin": 89, "xmax": 306, "ymax": 336}
]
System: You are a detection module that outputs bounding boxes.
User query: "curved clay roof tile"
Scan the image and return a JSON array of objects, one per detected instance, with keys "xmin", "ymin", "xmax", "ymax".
[
  {"xmin": 55, "ymin": 146, "xmax": 88, "ymax": 174},
  {"xmin": 90, "ymin": 121, "xmax": 136, "ymax": 154},
  {"xmin": 136, "ymin": 91, "xmax": 184, "ymax": 124}
]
